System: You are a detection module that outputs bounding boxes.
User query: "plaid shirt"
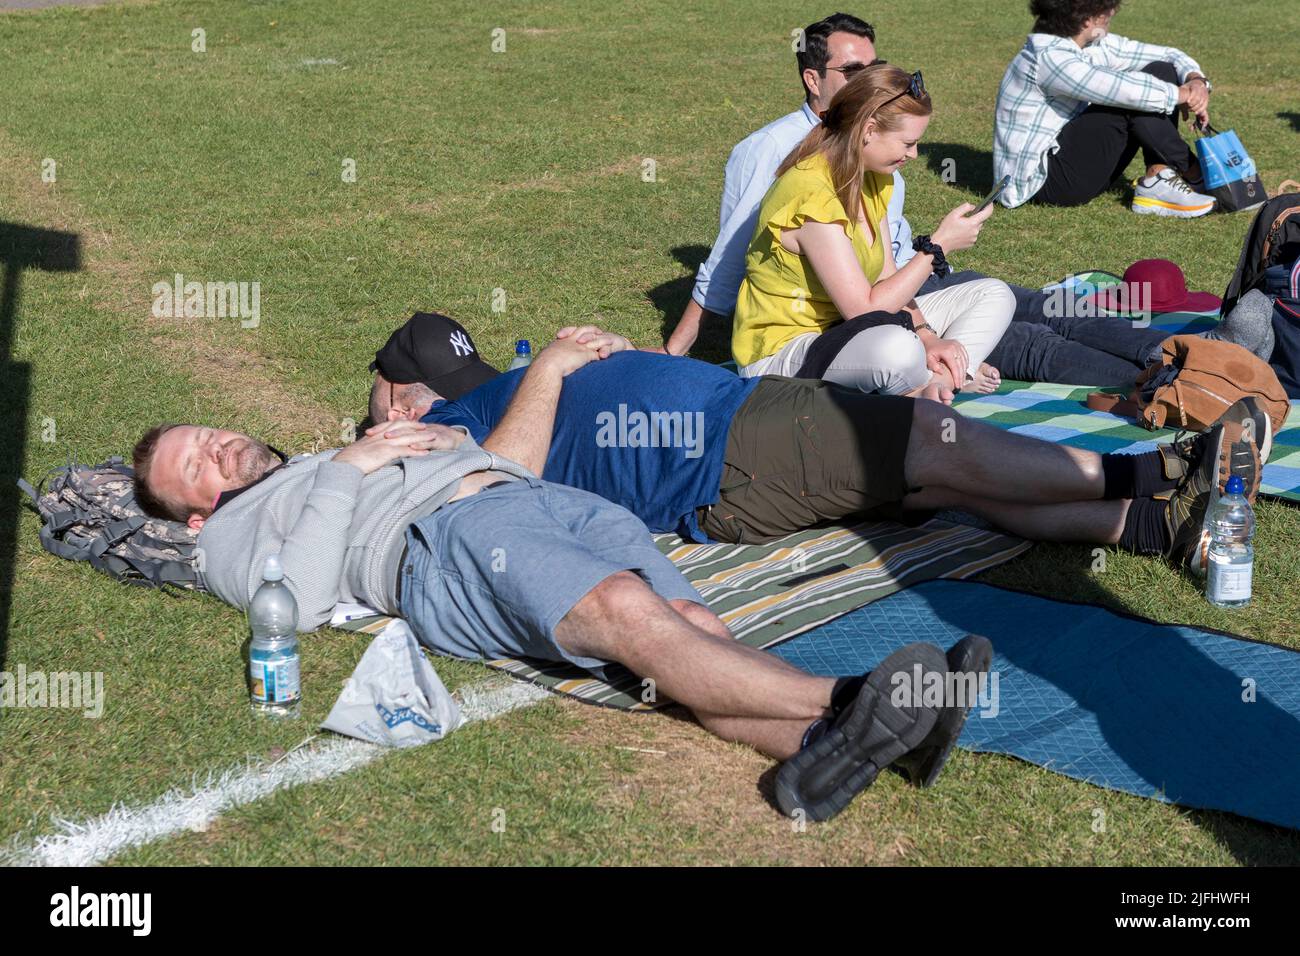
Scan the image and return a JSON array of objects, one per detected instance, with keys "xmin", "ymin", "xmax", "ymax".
[{"xmin": 994, "ymin": 32, "xmax": 1201, "ymax": 207}]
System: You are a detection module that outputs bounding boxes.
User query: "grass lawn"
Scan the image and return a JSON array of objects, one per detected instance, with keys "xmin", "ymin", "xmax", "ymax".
[{"xmin": 1, "ymin": 0, "xmax": 1298, "ymax": 865}]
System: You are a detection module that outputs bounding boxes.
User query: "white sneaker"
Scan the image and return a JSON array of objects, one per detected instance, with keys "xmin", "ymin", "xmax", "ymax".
[{"xmin": 1131, "ymin": 168, "xmax": 1215, "ymax": 218}]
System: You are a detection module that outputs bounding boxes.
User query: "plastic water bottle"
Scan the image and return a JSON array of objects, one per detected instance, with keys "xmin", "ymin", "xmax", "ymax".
[
  {"xmin": 248, "ymin": 554, "xmax": 302, "ymax": 718},
  {"xmin": 507, "ymin": 339, "xmax": 532, "ymax": 371},
  {"xmin": 1206, "ymin": 476, "xmax": 1255, "ymax": 609}
]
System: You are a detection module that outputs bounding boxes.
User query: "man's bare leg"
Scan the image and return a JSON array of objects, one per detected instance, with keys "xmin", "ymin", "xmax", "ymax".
[
  {"xmin": 905, "ymin": 399, "xmax": 1107, "ymax": 503},
  {"xmin": 663, "ymin": 598, "xmax": 835, "ymax": 756},
  {"xmin": 904, "ymin": 486, "xmax": 1131, "ymax": 543},
  {"xmin": 555, "ymin": 573, "xmax": 836, "ymax": 759}
]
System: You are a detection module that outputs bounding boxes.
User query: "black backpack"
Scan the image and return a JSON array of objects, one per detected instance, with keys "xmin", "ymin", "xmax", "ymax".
[
  {"xmin": 1220, "ymin": 191, "xmax": 1300, "ymax": 398},
  {"xmin": 19, "ymin": 457, "xmax": 204, "ymax": 590}
]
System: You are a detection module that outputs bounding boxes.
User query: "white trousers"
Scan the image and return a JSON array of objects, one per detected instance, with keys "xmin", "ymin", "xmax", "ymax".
[{"xmin": 740, "ymin": 277, "xmax": 1014, "ymax": 394}]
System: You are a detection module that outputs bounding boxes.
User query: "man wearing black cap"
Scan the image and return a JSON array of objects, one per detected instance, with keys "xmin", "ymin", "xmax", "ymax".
[
  {"xmin": 368, "ymin": 312, "xmax": 505, "ymax": 426},
  {"xmin": 365, "ymin": 311, "xmax": 1268, "ymax": 573}
]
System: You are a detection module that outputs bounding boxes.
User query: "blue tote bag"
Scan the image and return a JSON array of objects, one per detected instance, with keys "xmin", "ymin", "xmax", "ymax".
[{"xmin": 1196, "ymin": 124, "xmax": 1267, "ymax": 213}]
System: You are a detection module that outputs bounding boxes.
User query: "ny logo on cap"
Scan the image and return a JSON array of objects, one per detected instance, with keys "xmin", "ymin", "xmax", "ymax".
[{"xmin": 449, "ymin": 330, "xmax": 474, "ymax": 357}]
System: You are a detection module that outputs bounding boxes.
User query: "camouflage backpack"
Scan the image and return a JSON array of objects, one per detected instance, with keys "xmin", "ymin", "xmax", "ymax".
[{"xmin": 18, "ymin": 457, "xmax": 203, "ymax": 590}]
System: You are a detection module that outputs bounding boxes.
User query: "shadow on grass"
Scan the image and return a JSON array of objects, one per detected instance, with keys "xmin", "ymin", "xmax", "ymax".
[
  {"xmin": 0, "ymin": 222, "xmax": 82, "ymax": 672},
  {"xmin": 646, "ymin": 243, "xmax": 738, "ymax": 365},
  {"xmin": 918, "ymin": 141, "xmax": 1149, "ymax": 210},
  {"xmin": 645, "ymin": 243, "xmax": 705, "ymax": 327},
  {"xmin": 1279, "ymin": 112, "xmax": 1300, "ymax": 133},
  {"xmin": 918, "ymin": 142, "xmax": 994, "ymax": 198}
]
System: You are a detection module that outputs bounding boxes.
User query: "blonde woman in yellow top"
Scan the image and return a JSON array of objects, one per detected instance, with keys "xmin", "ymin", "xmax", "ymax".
[{"xmin": 732, "ymin": 66, "xmax": 1014, "ymax": 402}]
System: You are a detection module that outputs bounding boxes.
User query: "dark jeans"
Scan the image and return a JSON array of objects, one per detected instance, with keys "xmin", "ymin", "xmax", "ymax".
[
  {"xmin": 920, "ymin": 270, "xmax": 1167, "ymax": 387},
  {"xmin": 1034, "ymin": 61, "xmax": 1197, "ymax": 207}
]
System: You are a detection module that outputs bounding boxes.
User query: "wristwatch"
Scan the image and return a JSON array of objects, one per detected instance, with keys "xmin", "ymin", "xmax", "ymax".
[{"xmin": 912, "ymin": 235, "xmax": 951, "ymax": 278}]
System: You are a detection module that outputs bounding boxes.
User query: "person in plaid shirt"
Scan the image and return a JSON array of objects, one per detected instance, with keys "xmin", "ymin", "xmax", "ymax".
[{"xmin": 994, "ymin": 0, "xmax": 1215, "ymax": 216}]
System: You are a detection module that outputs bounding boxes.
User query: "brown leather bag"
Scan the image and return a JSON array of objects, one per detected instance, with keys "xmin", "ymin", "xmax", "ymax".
[{"xmin": 1086, "ymin": 335, "xmax": 1291, "ymax": 434}]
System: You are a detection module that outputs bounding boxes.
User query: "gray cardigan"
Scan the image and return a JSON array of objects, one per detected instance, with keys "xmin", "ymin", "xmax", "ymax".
[{"xmin": 196, "ymin": 439, "xmax": 534, "ymax": 631}]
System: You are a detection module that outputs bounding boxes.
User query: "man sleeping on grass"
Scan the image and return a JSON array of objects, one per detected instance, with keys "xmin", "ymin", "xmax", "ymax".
[
  {"xmin": 130, "ymin": 329, "xmax": 993, "ymax": 824},
  {"xmin": 369, "ymin": 312, "xmax": 1270, "ymax": 573},
  {"xmin": 132, "ymin": 313, "xmax": 1266, "ymax": 821}
]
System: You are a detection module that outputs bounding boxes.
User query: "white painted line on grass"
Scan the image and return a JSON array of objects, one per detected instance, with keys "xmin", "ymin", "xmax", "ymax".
[{"xmin": 0, "ymin": 679, "xmax": 551, "ymax": 867}]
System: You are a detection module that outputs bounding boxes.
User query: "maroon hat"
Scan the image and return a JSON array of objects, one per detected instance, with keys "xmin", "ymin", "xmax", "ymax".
[{"xmin": 1083, "ymin": 259, "xmax": 1221, "ymax": 315}]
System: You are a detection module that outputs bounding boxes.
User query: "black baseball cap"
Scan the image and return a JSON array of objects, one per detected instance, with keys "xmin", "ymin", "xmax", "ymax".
[{"xmin": 369, "ymin": 312, "xmax": 501, "ymax": 400}]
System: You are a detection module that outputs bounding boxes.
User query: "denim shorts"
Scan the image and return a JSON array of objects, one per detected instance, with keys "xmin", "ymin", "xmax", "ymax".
[{"xmin": 397, "ymin": 478, "xmax": 703, "ymax": 677}]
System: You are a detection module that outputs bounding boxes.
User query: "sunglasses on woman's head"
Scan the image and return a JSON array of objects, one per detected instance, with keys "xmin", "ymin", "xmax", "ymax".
[{"xmin": 877, "ymin": 70, "xmax": 925, "ymax": 109}]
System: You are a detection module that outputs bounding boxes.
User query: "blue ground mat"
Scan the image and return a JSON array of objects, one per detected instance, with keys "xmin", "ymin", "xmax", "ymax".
[{"xmin": 770, "ymin": 579, "xmax": 1300, "ymax": 830}]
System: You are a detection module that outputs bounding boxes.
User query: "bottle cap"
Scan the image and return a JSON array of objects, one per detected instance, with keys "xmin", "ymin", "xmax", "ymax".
[
  {"xmin": 1225, "ymin": 476, "xmax": 1245, "ymax": 496},
  {"xmin": 263, "ymin": 554, "xmax": 284, "ymax": 582},
  {"xmin": 515, "ymin": 339, "xmax": 531, "ymax": 354}
]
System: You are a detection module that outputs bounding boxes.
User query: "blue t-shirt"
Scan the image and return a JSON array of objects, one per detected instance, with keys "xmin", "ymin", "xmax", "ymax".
[{"xmin": 422, "ymin": 352, "xmax": 760, "ymax": 541}]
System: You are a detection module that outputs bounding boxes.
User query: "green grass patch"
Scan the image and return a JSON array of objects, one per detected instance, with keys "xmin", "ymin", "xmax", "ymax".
[{"xmin": 1, "ymin": 0, "xmax": 1298, "ymax": 864}]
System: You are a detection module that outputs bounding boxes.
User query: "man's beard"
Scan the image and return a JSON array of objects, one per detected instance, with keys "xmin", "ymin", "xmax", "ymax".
[{"xmin": 224, "ymin": 437, "xmax": 279, "ymax": 485}]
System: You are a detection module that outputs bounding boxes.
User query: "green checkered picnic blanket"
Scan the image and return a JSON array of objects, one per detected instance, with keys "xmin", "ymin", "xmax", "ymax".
[
  {"xmin": 953, "ymin": 380, "xmax": 1300, "ymax": 501},
  {"xmin": 953, "ymin": 290, "xmax": 1300, "ymax": 502},
  {"xmin": 334, "ymin": 517, "xmax": 1031, "ymax": 711}
]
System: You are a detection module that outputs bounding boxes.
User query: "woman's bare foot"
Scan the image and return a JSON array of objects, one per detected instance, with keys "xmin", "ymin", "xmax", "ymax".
[
  {"xmin": 909, "ymin": 380, "xmax": 954, "ymax": 405},
  {"xmin": 961, "ymin": 363, "xmax": 1001, "ymax": 394}
]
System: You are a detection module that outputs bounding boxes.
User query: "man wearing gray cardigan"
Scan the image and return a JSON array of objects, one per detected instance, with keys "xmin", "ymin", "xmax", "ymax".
[{"xmin": 130, "ymin": 332, "xmax": 976, "ymax": 823}]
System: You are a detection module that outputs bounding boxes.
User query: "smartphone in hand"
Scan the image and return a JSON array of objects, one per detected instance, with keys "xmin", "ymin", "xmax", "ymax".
[{"xmin": 972, "ymin": 174, "xmax": 1012, "ymax": 213}]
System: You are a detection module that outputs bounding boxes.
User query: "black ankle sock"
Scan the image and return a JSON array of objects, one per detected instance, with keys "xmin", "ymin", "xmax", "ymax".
[
  {"xmin": 1117, "ymin": 496, "xmax": 1172, "ymax": 554},
  {"xmin": 1101, "ymin": 453, "xmax": 1138, "ymax": 499},
  {"xmin": 830, "ymin": 675, "xmax": 867, "ymax": 718},
  {"xmin": 1101, "ymin": 451, "xmax": 1180, "ymax": 499},
  {"xmin": 1133, "ymin": 451, "xmax": 1182, "ymax": 497}
]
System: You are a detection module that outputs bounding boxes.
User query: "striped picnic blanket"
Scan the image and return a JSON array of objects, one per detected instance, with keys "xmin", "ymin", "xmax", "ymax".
[{"xmin": 334, "ymin": 517, "xmax": 1031, "ymax": 711}]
